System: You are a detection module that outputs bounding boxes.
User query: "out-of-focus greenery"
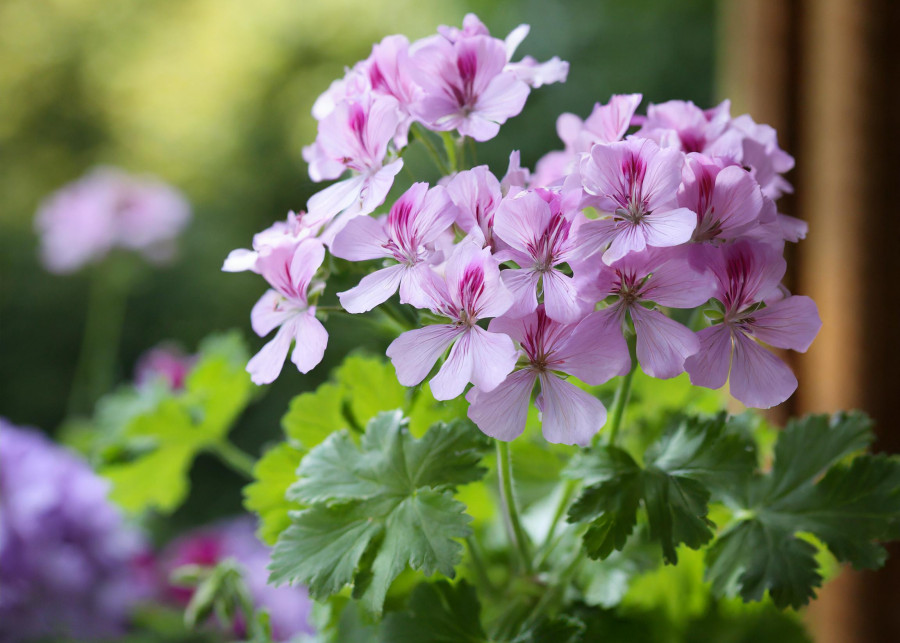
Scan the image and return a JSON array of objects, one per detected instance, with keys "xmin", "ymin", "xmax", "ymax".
[{"xmin": 0, "ymin": 0, "xmax": 717, "ymax": 528}]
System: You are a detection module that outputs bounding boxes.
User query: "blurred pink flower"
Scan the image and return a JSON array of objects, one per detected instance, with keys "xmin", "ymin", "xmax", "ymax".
[{"xmin": 34, "ymin": 167, "xmax": 190, "ymax": 274}]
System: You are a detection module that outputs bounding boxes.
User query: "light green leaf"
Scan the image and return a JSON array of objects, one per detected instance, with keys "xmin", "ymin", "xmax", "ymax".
[
  {"xmin": 243, "ymin": 442, "xmax": 304, "ymax": 545},
  {"xmin": 270, "ymin": 411, "xmax": 488, "ymax": 616},
  {"xmin": 282, "ymin": 383, "xmax": 348, "ymax": 449}
]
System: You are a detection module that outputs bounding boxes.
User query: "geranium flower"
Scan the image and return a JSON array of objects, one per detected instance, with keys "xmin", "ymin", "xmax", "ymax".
[
  {"xmin": 386, "ymin": 239, "xmax": 516, "ymax": 400},
  {"xmin": 331, "ymin": 182, "xmax": 457, "ymax": 312},
  {"xmin": 466, "ymin": 306, "xmax": 629, "ymax": 445},
  {"xmin": 578, "ymin": 138, "xmax": 696, "ymax": 264},
  {"xmin": 684, "ymin": 240, "xmax": 821, "ymax": 408},
  {"xmin": 246, "ymin": 239, "xmax": 328, "ymax": 384}
]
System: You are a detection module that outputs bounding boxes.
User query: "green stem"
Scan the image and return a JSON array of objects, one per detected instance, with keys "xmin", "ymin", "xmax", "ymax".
[
  {"xmin": 411, "ymin": 123, "xmax": 450, "ymax": 175},
  {"xmin": 210, "ymin": 441, "xmax": 257, "ymax": 480},
  {"xmin": 441, "ymin": 131, "xmax": 458, "ymax": 173},
  {"xmin": 466, "ymin": 535, "xmax": 496, "ymax": 593},
  {"xmin": 67, "ymin": 263, "xmax": 131, "ymax": 417},
  {"xmin": 520, "ymin": 550, "xmax": 582, "ymax": 631},
  {"xmin": 496, "ymin": 440, "xmax": 533, "ymax": 574},
  {"xmin": 604, "ymin": 335, "xmax": 638, "ymax": 446},
  {"xmin": 535, "ymin": 479, "xmax": 579, "ymax": 569}
]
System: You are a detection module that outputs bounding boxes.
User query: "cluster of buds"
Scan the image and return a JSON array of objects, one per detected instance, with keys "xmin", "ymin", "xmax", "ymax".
[{"xmin": 226, "ymin": 14, "xmax": 820, "ymax": 446}]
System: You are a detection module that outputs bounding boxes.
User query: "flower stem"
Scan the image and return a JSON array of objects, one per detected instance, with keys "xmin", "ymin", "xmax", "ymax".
[
  {"xmin": 441, "ymin": 131, "xmax": 458, "ymax": 173},
  {"xmin": 496, "ymin": 440, "xmax": 533, "ymax": 574},
  {"xmin": 411, "ymin": 123, "xmax": 450, "ymax": 175},
  {"xmin": 67, "ymin": 263, "xmax": 132, "ymax": 417},
  {"xmin": 210, "ymin": 441, "xmax": 257, "ymax": 480},
  {"xmin": 605, "ymin": 335, "xmax": 638, "ymax": 446}
]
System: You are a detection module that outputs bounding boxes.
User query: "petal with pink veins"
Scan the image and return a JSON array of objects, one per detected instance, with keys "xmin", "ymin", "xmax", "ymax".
[
  {"xmin": 466, "ymin": 369, "xmax": 536, "ymax": 441},
  {"xmin": 630, "ymin": 305, "xmax": 699, "ymax": 379},
  {"xmin": 553, "ymin": 309, "xmax": 631, "ymax": 383},
  {"xmin": 749, "ymin": 295, "xmax": 821, "ymax": 352},
  {"xmin": 685, "ymin": 324, "xmax": 732, "ymax": 390},
  {"xmin": 729, "ymin": 331, "xmax": 797, "ymax": 408},
  {"xmin": 387, "ymin": 324, "xmax": 460, "ymax": 388},
  {"xmin": 538, "ymin": 374, "xmax": 607, "ymax": 446}
]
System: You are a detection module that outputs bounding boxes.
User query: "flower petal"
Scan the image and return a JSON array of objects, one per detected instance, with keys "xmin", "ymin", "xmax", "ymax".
[
  {"xmin": 630, "ymin": 305, "xmax": 699, "ymax": 379},
  {"xmin": 330, "ymin": 215, "xmax": 390, "ymax": 261},
  {"xmin": 467, "ymin": 326, "xmax": 518, "ymax": 393},
  {"xmin": 684, "ymin": 324, "xmax": 732, "ymax": 390},
  {"xmin": 729, "ymin": 331, "xmax": 797, "ymax": 408},
  {"xmin": 749, "ymin": 295, "xmax": 821, "ymax": 352},
  {"xmin": 246, "ymin": 324, "xmax": 294, "ymax": 385},
  {"xmin": 553, "ymin": 308, "xmax": 631, "ymax": 383},
  {"xmin": 338, "ymin": 264, "xmax": 405, "ymax": 313},
  {"xmin": 542, "ymin": 269, "xmax": 587, "ymax": 324},
  {"xmin": 466, "ymin": 369, "xmax": 536, "ymax": 441},
  {"xmin": 289, "ymin": 313, "xmax": 328, "ymax": 374},
  {"xmin": 538, "ymin": 374, "xmax": 607, "ymax": 446},
  {"xmin": 386, "ymin": 324, "xmax": 459, "ymax": 388}
]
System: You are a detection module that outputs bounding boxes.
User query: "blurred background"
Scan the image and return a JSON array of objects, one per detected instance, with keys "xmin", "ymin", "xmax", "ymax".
[{"xmin": 0, "ymin": 0, "xmax": 896, "ymax": 640}]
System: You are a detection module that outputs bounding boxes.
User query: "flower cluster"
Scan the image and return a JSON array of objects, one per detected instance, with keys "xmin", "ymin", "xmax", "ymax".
[
  {"xmin": 159, "ymin": 517, "xmax": 314, "ymax": 641},
  {"xmin": 0, "ymin": 420, "xmax": 150, "ymax": 642},
  {"xmin": 35, "ymin": 167, "xmax": 191, "ymax": 274},
  {"xmin": 226, "ymin": 15, "xmax": 821, "ymax": 445}
]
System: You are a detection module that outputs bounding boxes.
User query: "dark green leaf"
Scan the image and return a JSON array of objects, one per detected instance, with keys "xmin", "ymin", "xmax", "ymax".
[
  {"xmin": 705, "ymin": 412, "xmax": 900, "ymax": 609},
  {"xmin": 380, "ymin": 581, "xmax": 487, "ymax": 643}
]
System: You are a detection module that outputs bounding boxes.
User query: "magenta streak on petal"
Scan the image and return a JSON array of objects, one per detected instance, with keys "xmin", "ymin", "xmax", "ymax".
[{"xmin": 527, "ymin": 210, "xmax": 571, "ymax": 270}]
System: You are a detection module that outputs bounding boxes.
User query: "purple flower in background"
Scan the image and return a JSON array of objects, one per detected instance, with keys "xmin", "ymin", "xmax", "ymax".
[
  {"xmin": 0, "ymin": 420, "xmax": 150, "ymax": 642},
  {"xmin": 34, "ymin": 167, "xmax": 191, "ymax": 274},
  {"xmin": 685, "ymin": 240, "xmax": 821, "ymax": 408},
  {"xmin": 134, "ymin": 345, "xmax": 197, "ymax": 392},
  {"xmin": 331, "ymin": 182, "xmax": 458, "ymax": 312},
  {"xmin": 386, "ymin": 239, "xmax": 517, "ymax": 400},
  {"xmin": 578, "ymin": 138, "xmax": 696, "ymax": 264},
  {"xmin": 467, "ymin": 306, "xmax": 629, "ymax": 445},
  {"xmin": 160, "ymin": 517, "xmax": 314, "ymax": 642}
]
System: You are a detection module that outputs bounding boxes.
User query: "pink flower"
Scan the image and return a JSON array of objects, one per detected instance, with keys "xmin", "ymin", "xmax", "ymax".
[
  {"xmin": 410, "ymin": 34, "xmax": 529, "ymax": 141},
  {"xmin": 330, "ymin": 182, "xmax": 457, "ymax": 312},
  {"xmin": 304, "ymin": 94, "xmax": 405, "ymax": 241},
  {"xmin": 246, "ymin": 239, "xmax": 328, "ymax": 385},
  {"xmin": 532, "ymin": 94, "xmax": 642, "ymax": 187},
  {"xmin": 446, "ymin": 166, "xmax": 503, "ymax": 247},
  {"xmin": 466, "ymin": 306, "xmax": 629, "ymax": 445},
  {"xmin": 684, "ymin": 240, "xmax": 821, "ymax": 408},
  {"xmin": 492, "ymin": 190, "xmax": 588, "ymax": 323},
  {"xmin": 677, "ymin": 153, "xmax": 764, "ymax": 243},
  {"xmin": 134, "ymin": 345, "xmax": 196, "ymax": 391},
  {"xmin": 500, "ymin": 150, "xmax": 530, "ymax": 195},
  {"xmin": 366, "ymin": 35, "xmax": 422, "ymax": 147},
  {"xmin": 386, "ymin": 240, "xmax": 517, "ymax": 400},
  {"xmin": 222, "ymin": 211, "xmax": 320, "ymax": 274},
  {"xmin": 575, "ymin": 248, "xmax": 716, "ymax": 379},
  {"xmin": 578, "ymin": 138, "xmax": 696, "ymax": 264},
  {"xmin": 635, "ymin": 99, "xmax": 734, "ymax": 156},
  {"xmin": 728, "ymin": 114, "xmax": 795, "ymax": 200},
  {"xmin": 35, "ymin": 167, "xmax": 191, "ymax": 274}
]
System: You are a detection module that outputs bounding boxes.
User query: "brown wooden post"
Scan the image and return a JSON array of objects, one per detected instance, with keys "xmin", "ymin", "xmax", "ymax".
[{"xmin": 719, "ymin": 0, "xmax": 900, "ymax": 640}]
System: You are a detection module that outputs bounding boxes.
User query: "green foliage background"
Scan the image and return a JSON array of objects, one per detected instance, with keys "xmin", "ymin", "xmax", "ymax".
[{"xmin": 0, "ymin": 0, "xmax": 717, "ymax": 533}]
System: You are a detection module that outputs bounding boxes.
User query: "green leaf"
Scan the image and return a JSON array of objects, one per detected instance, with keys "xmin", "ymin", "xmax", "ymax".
[
  {"xmin": 243, "ymin": 442, "xmax": 304, "ymax": 545},
  {"xmin": 282, "ymin": 382, "xmax": 349, "ymax": 449},
  {"xmin": 270, "ymin": 411, "xmax": 489, "ymax": 615},
  {"xmin": 336, "ymin": 355, "xmax": 407, "ymax": 428},
  {"xmin": 706, "ymin": 412, "xmax": 900, "ymax": 609},
  {"xmin": 380, "ymin": 581, "xmax": 487, "ymax": 643},
  {"xmin": 98, "ymin": 333, "xmax": 256, "ymax": 514},
  {"xmin": 568, "ymin": 414, "xmax": 754, "ymax": 563},
  {"xmin": 512, "ymin": 615, "xmax": 585, "ymax": 643}
]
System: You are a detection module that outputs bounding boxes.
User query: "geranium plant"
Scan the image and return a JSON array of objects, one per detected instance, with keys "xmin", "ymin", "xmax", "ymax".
[{"xmin": 37, "ymin": 13, "xmax": 900, "ymax": 643}]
